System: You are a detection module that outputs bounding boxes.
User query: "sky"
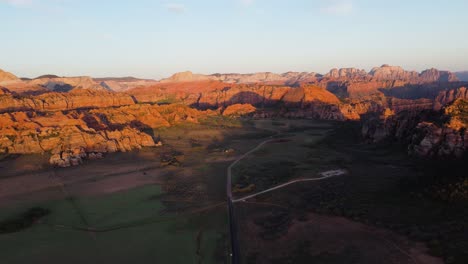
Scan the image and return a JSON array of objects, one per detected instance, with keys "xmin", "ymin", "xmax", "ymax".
[{"xmin": 1, "ymin": 0, "xmax": 467, "ymax": 79}]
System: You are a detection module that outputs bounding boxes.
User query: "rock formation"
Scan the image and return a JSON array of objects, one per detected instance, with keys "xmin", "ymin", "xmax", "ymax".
[
  {"xmin": 0, "ymin": 89, "xmax": 135, "ymax": 113},
  {"xmin": 98, "ymin": 78, "xmax": 158, "ymax": 92},
  {"xmin": 0, "ymin": 69, "xmax": 19, "ymax": 83},
  {"xmin": 1, "ymin": 65, "xmax": 466, "ymax": 164},
  {"xmin": 222, "ymin": 104, "xmax": 256, "ymax": 116},
  {"xmin": 0, "ymin": 103, "xmax": 215, "ymax": 167},
  {"xmin": 325, "ymin": 68, "xmax": 368, "ymax": 79},
  {"xmin": 369, "ymin": 65, "xmax": 420, "ymax": 81},
  {"xmin": 361, "ymin": 98, "xmax": 467, "ymax": 158},
  {"xmin": 160, "ymin": 71, "xmax": 211, "ymax": 83},
  {"xmin": 419, "ymin": 68, "xmax": 459, "ymax": 83},
  {"xmin": 433, "ymin": 87, "xmax": 468, "ymax": 111},
  {"xmin": 159, "ymin": 66, "xmax": 458, "ymax": 89},
  {"xmin": 209, "ymin": 72, "xmax": 321, "ymax": 85},
  {"xmin": 29, "ymin": 76, "xmax": 106, "ymax": 92}
]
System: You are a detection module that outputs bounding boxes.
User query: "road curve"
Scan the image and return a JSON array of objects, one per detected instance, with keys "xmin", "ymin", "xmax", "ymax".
[
  {"xmin": 225, "ymin": 125, "xmax": 344, "ymax": 263},
  {"xmin": 226, "ymin": 131, "xmax": 278, "ymax": 264},
  {"xmin": 232, "ymin": 174, "xmax": 341, "ymax": 203},
  {"xmin": 227, "ymin": 139, "xmax": 276, "ymax": 199}
]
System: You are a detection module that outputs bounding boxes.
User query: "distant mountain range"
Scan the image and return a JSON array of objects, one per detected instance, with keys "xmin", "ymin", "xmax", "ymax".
[
  {"xmin": 1, "ymin": 65, "xmax": 463, "ymax": 93},
  {"xmin": 455, "ymin": 71, "xmax": 468, "ymax": 81},
  {"xmin": 160, "ymin": 65, "xmax": 459, "ymax": 85}
]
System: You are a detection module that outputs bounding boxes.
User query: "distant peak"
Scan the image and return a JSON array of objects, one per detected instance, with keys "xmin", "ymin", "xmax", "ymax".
[
  {"xmin": 34, "ymin": 74, "xmax": 60, "ymax": 79},
  {"xmin": 161, "ymin": 71, "xmax": 210, "ymax": 83},
  {"xmin": 0, "ymin": 68, "xmax": 19, "ymax": 82}
]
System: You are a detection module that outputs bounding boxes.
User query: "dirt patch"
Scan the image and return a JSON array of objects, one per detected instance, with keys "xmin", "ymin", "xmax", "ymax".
[{"xmin": 239, "ymin": 207, "xmax": 442, "ymax": 264}]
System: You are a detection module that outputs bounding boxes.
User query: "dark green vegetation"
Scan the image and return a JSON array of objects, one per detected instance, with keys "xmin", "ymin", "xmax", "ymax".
[
  {"xmin": 233, "ymin": 120, "xmax": 467, "ymax": 264},
  {"xmin": 1, "ymin": 117, "xmax": 466, "ymax": 264},
  {"xmin": 445, "ymin": 98, "xmax": 468, "ymax": 124},
  {"xmin": 272, "ymin": 241, "xmax": 363, "ymax": 264},
  {"xmin": 231, "ymin": 120, "xmax": 333, "ymax": 195},
  {"xmin": 304, "ymin": 122, "xmax": 467, "ymax": 263},
  {"xmin": 199, "ymin": 115, "xmax": 244, "ymax": 128},
  {"xmin": 0, "ymin": 184, "xmax": 228, "ymax": 264},
  {"xmin": 253, "ymin": 210, "xmax": 291, "ymax": 240},
  {"xmin": 0, "ymin": 207, "xmax": 50, "ymax": 234}
]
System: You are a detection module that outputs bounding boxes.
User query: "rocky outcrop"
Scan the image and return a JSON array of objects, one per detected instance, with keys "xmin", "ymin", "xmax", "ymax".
[
  {"xmin": 279, "ymin": 72, "xmax": 321, "ymax": 85},
  {"xmin": 0, "ymin": 87, "xmax": 11, "ymax": 95},
  {"xmin": 2, "ymin": 65, "xmax": 466, "ymax": 167},
  {"xmin": 368, "ymin": 65, "xmax": 458, "ymax": 83},
  {"xmin": 408, "ymin": 121, "xmax": 467, "ymax": 158},
  {"xmin": 47, "ymin": 126, "xmax": 156, "ymax": 167},
  {"xmin": 369, "ymin": 65, "xmax": 420, "ymax": 81},
  {"xmin": 222, "ymin": 104, "xmax": 256, "ymax": 116},
  {"xmin": 29, "ymin": 76, "xmax": 106, "ymax": 92},
  {"xmin": 282, "ymin": 85, "xmax": 340, "ymax": 105},
  {"xmin": 0, "ymin": 103, "xmax": 214, "ymax": 167},
  {"xmin": 131, "ymin": 81, "xmax": 350, "ymax": 120},
  {"xmin": 2, "ymin": 73, "xmax": 160, "ymax": 94},
  {"xmin": 99, "ymin": 79, "xmax": 158, "ymax": 92},
  {"xmin": 339, "ymin": 96, "xmax": 387, "ymax": 120},
  {"xmin": 0, "ymin": 89, "xmax": 135, "ymax": 113},
  {"xmin": 325, "ymin": 68, "xmax": 368, "ymax": 79},
  {"xmin": 160, "ymin": 71, "xmax": 211, "ymax": 83},
  {"xmin": 318, "ymin": 65, "xmax": 461, "ymax": 99},
  {"xmin": 361, "ymin": 99, "xmax": 467, "ymax": 158},
  {"xmin": 0, "ymin": 111, "xmax": 155, "ymax": 155},
  {"xmin": 419, "ymin": 68, "xmax": 458, "ymax": 83},
  {"xmin": 388, "ymin": 97, "xmax": 434, "ymax": 113},
  {"xmin": 130, "ymin": 80, "xmax": 465, "ymax": 121},
  {"xmin": 2, "ymin": 74, "xmax": 141, "ymax": 94},
  {"xmin": 130, "ymin": 82, "xmax": 341, "ymax": 109},
  {"xmin": 161, "ymin": 66, "xmax": 459, "ymax": 87},
  {"xmin": 433, "ymin": 87, "xmax": 468, "ymax": 111},
  {"xmin": 209, "ymin": 72, "xmax": 321, "ymax": 85}
]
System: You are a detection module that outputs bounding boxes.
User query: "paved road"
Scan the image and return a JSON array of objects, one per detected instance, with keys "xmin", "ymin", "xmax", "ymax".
[
  {"xmin": 227, "ymin": 139, "xmax": 276, "ymax": 199},
  {"xmin": 226, "ymin": 130, "xmax": 278, "ymax": 264},
  {"xmin": 232, "ymin": 173, "xmax": 342, "ymax": 203},
  {"xmin": 226, "ymin": 125, "xmax": 287, "ymax": 263},
  {"xmin": 225, "ymin": 125, "xmax": 344, "ymax": 263}
]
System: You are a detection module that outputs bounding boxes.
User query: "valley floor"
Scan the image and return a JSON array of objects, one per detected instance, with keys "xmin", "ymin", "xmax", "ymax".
[{"xmin": 0, "ymin": 118, "xmax": 466, "ymax": 264}]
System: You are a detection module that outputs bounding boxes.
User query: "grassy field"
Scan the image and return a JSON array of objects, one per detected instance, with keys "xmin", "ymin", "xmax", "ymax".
[
  {"xmin": 0, "ymin": 117, "xmax": 288, "ymax": 264},
  {"xmin": 0, "ymin": 185, "xmax": 228, "ymax": 264},
  {"xmin": 230, "ymin": 119, "xmax": 335, "ymax": 196}
]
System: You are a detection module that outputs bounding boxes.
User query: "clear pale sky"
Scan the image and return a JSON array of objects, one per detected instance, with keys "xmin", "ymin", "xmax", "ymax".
[{"xmin": 1, "ymin": 0, "xmax": 467, "ymax": 79}]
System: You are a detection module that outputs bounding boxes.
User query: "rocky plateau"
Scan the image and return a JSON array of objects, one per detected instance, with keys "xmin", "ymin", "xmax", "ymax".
[{"xmin": 1, "ymin": 65, "xmax": 467, "ymax": 166}]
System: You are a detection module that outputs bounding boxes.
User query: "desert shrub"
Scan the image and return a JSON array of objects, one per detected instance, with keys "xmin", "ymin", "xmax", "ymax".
[
  {"xmin": 189, "ymin": 138, "xmax": 203, "ymax": 148},
  {"xmin": 0, "ymin": 207, "xmax": 50, "ymax": 234},
  {"xmin": 160, "ymin": 150, "xmax": 184, "ymax": 166},
  {"xmin": 428, "ymin": 178, "xmax": 468, "ymax": 202},
  {"xmin": 233, "ymin": 184, "xmax": 256, "ymax": 194},
  {"xmin": 199, "ymin": 116, "xmax": 242, "ymax": 128},
  {"xmin": 254, "ymin": 210, "xmax": 291, "ymax": 240}
]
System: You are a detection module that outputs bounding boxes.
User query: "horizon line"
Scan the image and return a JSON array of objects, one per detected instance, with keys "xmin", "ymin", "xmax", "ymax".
[{"xmin": 3, "ymin": 65, "xmax": 468, "ymax": 81}]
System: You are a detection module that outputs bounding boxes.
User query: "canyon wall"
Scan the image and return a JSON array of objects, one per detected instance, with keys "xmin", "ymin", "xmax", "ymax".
[
  {"xmin": 361, "ymin": 95, "xmax": 467, "ymax": 158},
  {"xmin": 0, "ymin": 104, "xmax": 215, "ymax": 167}
]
